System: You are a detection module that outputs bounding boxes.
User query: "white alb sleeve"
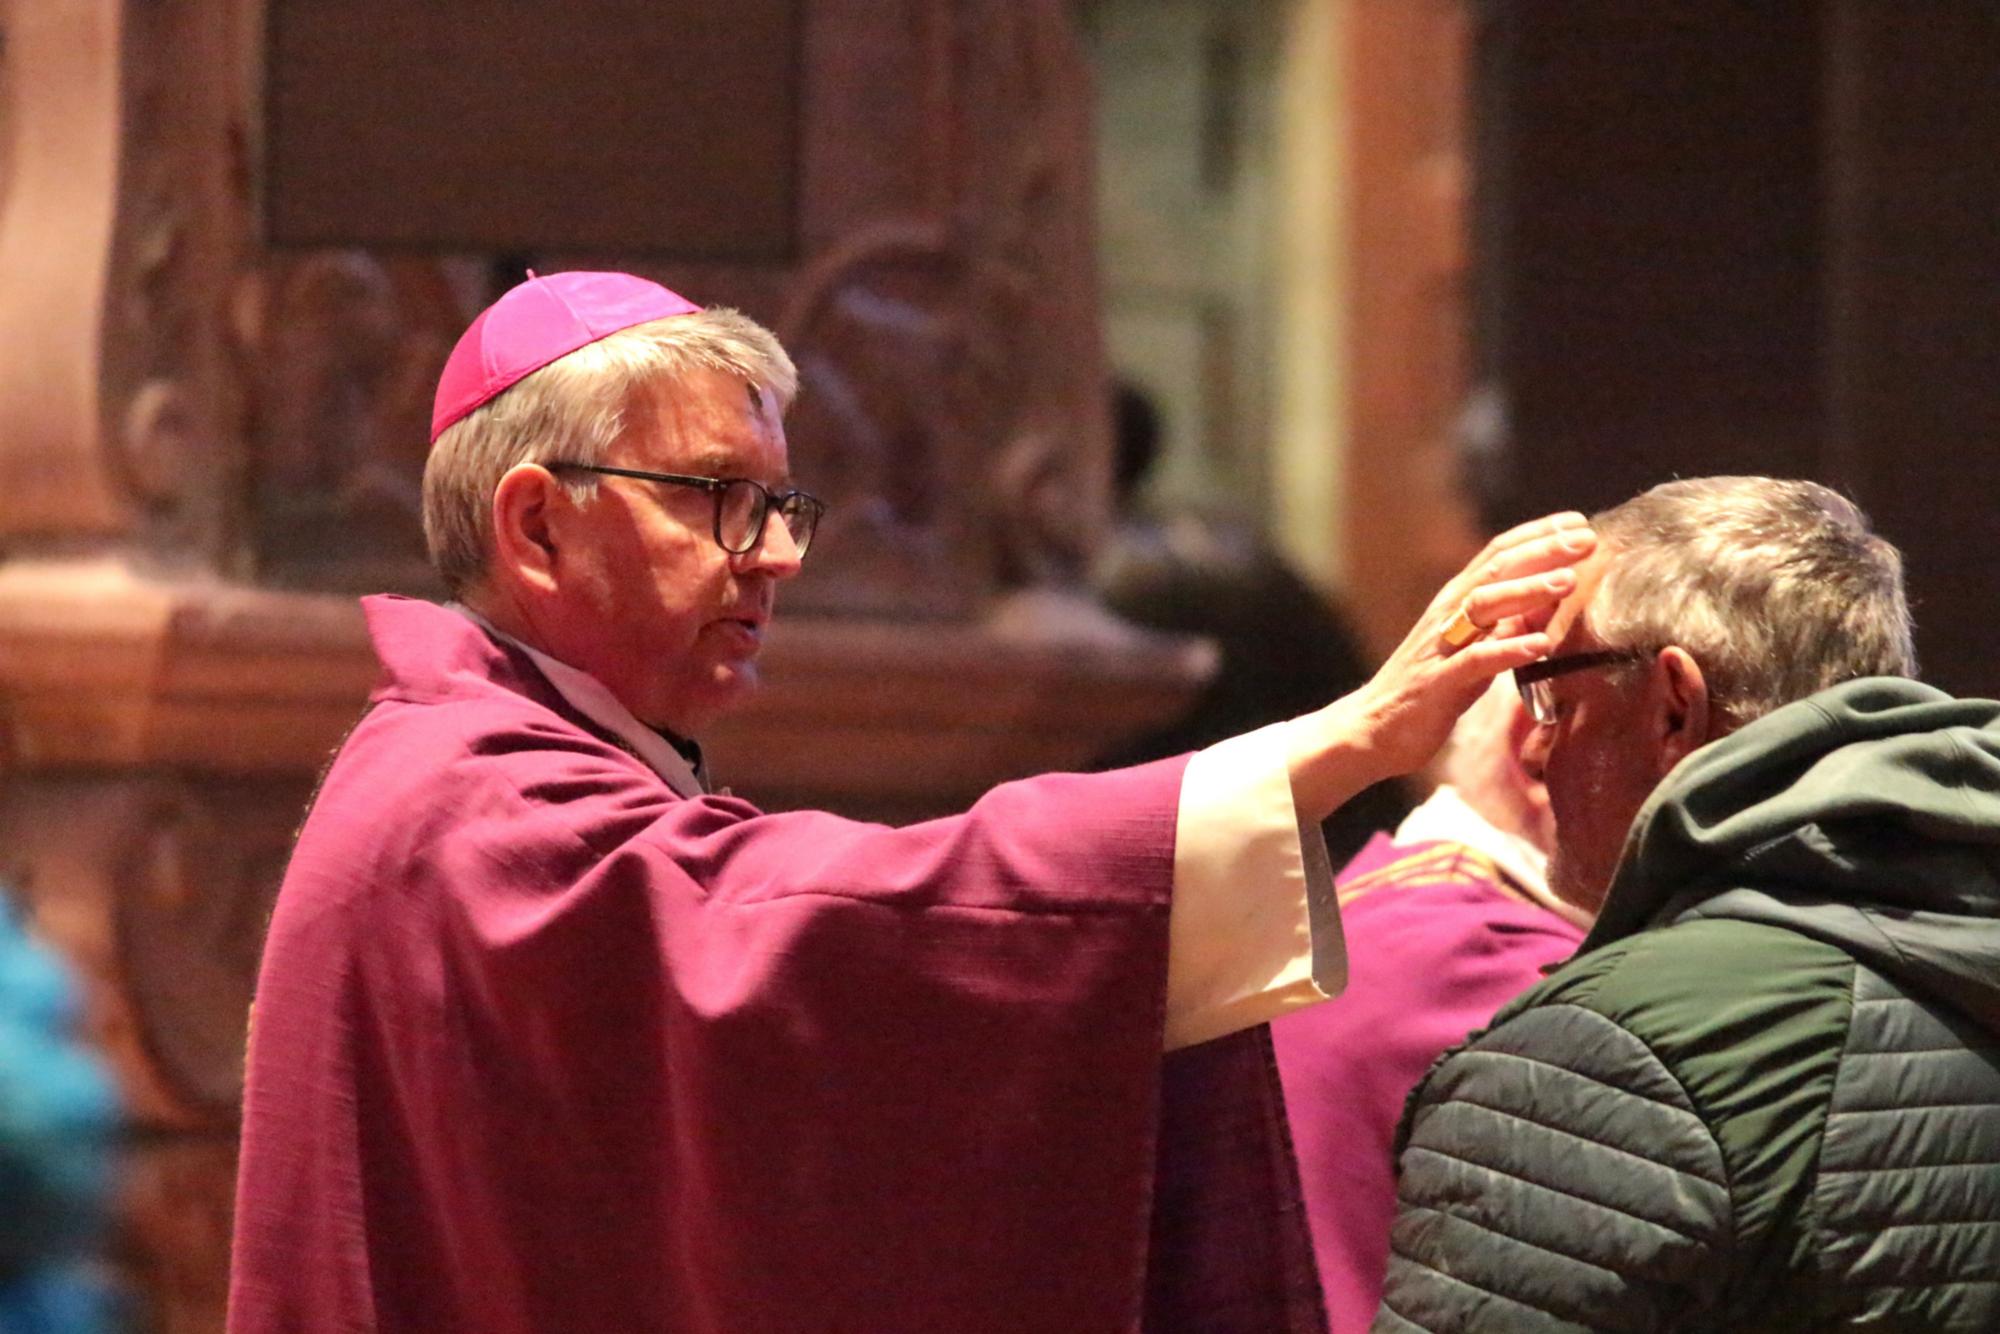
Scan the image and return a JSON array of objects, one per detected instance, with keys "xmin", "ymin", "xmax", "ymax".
[{"xmin": 1163, "ymin": 719, "xmax": 1344, "ymax": 1050}]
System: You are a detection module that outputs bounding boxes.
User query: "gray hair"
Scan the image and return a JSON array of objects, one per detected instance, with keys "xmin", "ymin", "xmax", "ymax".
[
  {"xmin": 1586, "ymin": 476, "xmax": 1915, "ymax": 722},
  {"xmin": 421, "ymin": 307, "xmax": 798, "ymax": 596}
]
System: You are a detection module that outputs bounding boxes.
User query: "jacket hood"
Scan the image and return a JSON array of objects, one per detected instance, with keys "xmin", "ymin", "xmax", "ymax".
[{"xmin": 1582, "ymin": 676, "xmax": 2000, "ymax": 1034}]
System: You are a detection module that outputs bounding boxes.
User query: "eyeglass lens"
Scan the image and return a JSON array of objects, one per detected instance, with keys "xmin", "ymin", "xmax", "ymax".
[{"xmin": 717, "ymin": 480, "xmax": 819, "ymax": 555}]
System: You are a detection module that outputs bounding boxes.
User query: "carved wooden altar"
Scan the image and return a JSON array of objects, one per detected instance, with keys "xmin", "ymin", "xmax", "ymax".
[{"xmin": 0, "ymin": 2, "xmax": 1205, "ymax": 1326}]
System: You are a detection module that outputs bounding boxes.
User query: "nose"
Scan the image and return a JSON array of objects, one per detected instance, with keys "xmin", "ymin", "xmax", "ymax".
[{"xmin": 737, "ymin": 508, "xmax": 805, "ymax": 579}]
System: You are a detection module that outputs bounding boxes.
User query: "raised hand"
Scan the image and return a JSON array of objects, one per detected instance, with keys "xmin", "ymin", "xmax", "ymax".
[{"xmin": 1287, "ymin": 512, "xmax": 1597, "ymax": 820}]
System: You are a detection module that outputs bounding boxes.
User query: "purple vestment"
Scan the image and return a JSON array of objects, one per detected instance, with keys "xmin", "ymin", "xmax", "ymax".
[
  {"xmin": 1272, "ymin": 834, "xmax": 1584, "ymax": 1334},
  {"xmin": 230, "ymin": 596, "xmax": 1322, "ymax": 1334}
]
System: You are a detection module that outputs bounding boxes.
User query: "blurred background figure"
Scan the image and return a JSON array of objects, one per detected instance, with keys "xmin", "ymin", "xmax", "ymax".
[
  {"xmin": 0, "ymin": 895, "xmax": 119, "ymax": 1333},
  {"xmin": 1271, "ymin": 677, "xmax": 1588, "ymax": 1334},
  {"xmin": 1094, "ymin": 381, "xmax": 1411, "ymax": 867}
]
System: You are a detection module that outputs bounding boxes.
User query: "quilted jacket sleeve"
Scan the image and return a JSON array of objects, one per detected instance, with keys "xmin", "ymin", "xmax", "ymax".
[{"xmin": 1374, "ymin": 1002, "xmax": 1734, "ymax": 1333}]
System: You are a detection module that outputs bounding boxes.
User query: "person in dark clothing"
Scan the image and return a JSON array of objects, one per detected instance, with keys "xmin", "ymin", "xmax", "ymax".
[
  {"xmin": 1095, "ymin": 382, "xmax": 1410, "ymax": 867},
  {"xmin": 1378, "ymin": 476, "xmax": 2000, "ymax": 1333}
]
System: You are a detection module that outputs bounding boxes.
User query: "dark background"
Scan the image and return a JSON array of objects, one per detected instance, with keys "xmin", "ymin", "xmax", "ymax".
[{"xmin": 1475, "ymin": 1, "xmax": 2000, "ymax": 695}]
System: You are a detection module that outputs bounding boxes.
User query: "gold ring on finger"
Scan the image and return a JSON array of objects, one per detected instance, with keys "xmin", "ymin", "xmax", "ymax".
[{"xmin": 1440, "ymin": 603, "xmax": 1488, "ymax": 651}]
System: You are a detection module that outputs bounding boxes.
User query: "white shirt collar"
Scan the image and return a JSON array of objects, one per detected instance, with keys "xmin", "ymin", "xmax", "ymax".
[
  {"xmin": 449, "ymin": 603, "xmax": 707, "ymax": 799},
  {"xmin": 1393, "ymin": 784, "xmax": 1590, "ymax": 929}
]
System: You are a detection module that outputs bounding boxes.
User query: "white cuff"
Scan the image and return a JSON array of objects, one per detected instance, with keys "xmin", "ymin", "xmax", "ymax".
[{"xmin": 1163, "ymin": 720, "xmax": 1343, "ymax": 1050}]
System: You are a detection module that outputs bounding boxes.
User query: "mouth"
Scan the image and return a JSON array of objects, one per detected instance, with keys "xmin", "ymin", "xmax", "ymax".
[{"xmin": 715, "ymin": 615, "xmax": 766, "ymax": 645}]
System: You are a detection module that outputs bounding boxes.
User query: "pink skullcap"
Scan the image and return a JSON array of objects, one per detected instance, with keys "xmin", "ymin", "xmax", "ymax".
[{"xmin": 430, "ymin": 270, "xmax": 703, "ymax": 442}]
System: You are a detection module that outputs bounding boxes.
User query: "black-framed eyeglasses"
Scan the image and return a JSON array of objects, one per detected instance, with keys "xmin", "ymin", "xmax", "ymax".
[
  {"xmin": 549, "ymin": 463, "xmax": 827, "ymax": 558},
  {"xmin": 1515, "ymin": 648, "xmax": 1651, "ymax": 726}
]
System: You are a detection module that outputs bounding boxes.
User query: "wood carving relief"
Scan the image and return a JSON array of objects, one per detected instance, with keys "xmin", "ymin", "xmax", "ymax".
[
  {"xmin": 0, "ymin": 0, "xmax": 255, "ymax": 566},
  {"xmin": 773, "ymin": 216, "xmax": 1105, "ymax": 616},
  {"xmin": 108, "ymin": 0, "xmax": 242, "ymax": 565},
  {"xmin": 769, "ymin": 0, "xmax": 1110, "ymax": 614},
  {"xmin": 238, "ymin": 0, "xmax": 1110, "ymax": 618},
  {"xmin": 249, "ymin": 254, "xmax": 476, "ymax": 591},
  {"xmin": 0, "ymin": 775, "xmax": 297, "ymax": 1120},
  {"xmin": 778, "ymin": 231, "xmax": 991, "ymax": 617},
  {"xmin": 113, "ymin": 782, "xmax": 292, "ymax": 1113}
]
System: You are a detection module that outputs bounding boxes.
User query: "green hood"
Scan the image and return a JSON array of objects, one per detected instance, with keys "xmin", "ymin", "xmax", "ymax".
[{"xmin": 1582, "ymin": 676, "xmax": 2000, "ymax": 1035}]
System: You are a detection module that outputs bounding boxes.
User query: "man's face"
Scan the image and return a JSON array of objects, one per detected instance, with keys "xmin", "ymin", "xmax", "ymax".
[
  {"xmin": 555, "ymin": 366, "xmax": 802, "ymax": 735},
  {"xmin": 1519, "ymin": 552, "xmax": 1669, "ymax": 916}
]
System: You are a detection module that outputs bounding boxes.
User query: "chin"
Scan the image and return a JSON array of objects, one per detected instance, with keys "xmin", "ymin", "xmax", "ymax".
[
  {"xmin": 632, "ymin": 662, "xmax": 760, "ymax": 737},
  {"xmin": 1548, "ymin": 852, "xmax": 1612, "ymax": 918},
  {"xmin": 685, "ymin": 661, "xmax": 762, "ymax": 725},
  {"xmin": 717, "ymin": 657, "xmax": 761, "ymax": 697}
]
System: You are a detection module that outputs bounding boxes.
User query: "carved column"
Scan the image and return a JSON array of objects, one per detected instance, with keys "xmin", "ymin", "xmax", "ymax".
[{"xmin": 1344, "ymin": 0, "xmax": 1483, "ymax": 658}]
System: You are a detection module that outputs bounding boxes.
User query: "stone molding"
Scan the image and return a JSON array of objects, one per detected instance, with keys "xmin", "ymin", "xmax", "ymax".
[{"xmin": 0, "ymin": 558, "xmax": 1209, "ymax": 810}]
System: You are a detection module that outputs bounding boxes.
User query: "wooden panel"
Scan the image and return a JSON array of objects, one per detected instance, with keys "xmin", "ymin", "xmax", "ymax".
[
  {"xmin": 1479, "ymin": 3, "xmax": 2000, "ymax": 695},
  {"xmin": 264, "ymin": 0, "xmax": 802, "ymax": 259},
  {"xmin": 1824, "ymin": 2, "xmax": 2000, "ymax": 696},
  {"xmin": 1484, "ymin": 1, "xmax": 1824, "ymax": 519}
]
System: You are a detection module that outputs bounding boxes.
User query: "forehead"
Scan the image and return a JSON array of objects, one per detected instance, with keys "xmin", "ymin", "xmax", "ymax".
[
  {"xmin": 1548, "ymin": 547, "xmax": 1615, "ymax": 651},
  {"xmin": 626, "ymin": 366, "xmax": 787, "ymax": 475}
]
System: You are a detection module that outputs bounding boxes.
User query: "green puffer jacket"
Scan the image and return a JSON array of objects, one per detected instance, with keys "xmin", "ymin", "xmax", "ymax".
[{"xmin": 1375, "ymin": 677, "xmax": 2000, "ymax": 1333}]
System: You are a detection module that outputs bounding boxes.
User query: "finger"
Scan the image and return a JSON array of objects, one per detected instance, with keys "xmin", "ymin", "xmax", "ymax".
[
  {"xmin": 1436, "ymin": 515, "xmax": 1595, "ymax": 608},
  {"xmin": 1484, "ymin": 527, "xmax": 1597, "ymax": 583},
  {"xmin": 1488, "ymin": 604, "xmax": 1558, "ymax": 642},
  {"xmin": 1443, "ymin": 629, "xmax": 1554, "ymax": 682},
  {"xmin": 1461, "ymin": 567, "xmax": 1579, "ymax": 629},
  {"xmin": 1481, "ymin": 511, "xmax": 1591, "ymax": 561}
]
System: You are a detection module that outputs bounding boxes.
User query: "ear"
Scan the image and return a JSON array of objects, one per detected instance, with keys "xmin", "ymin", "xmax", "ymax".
[
  {"xmin": 1649, "ymin": 646, "xmax": 1713, "ymax": 777},
  {"xmin": 490, "ymin": 464, "xmax": 566, "ymax": 596}
]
